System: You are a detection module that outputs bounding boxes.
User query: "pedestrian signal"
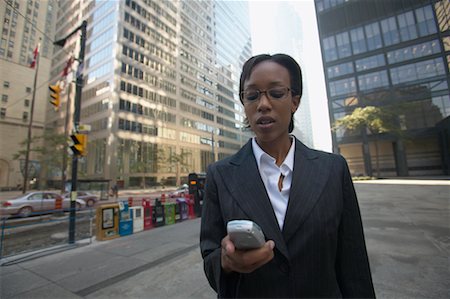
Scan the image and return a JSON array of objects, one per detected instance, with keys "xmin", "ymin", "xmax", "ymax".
[
  {"xmin": 49, "ymin": 84, "xmax": 61, "ymax": 110},
  {"xmin": 70, "ymin": 133, "xmax": 87, "ymax": 156}
]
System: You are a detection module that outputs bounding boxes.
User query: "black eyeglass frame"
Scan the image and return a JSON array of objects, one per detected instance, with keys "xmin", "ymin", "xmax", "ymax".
[{"xmin": 240, "ymin": 86, "xmax": 293, "ymax": 103}]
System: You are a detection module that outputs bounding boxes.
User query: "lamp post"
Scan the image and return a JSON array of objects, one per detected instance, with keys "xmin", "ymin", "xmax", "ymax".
[{"xmin": 54, "ymin": 20, "xmax": 87, "ymax": 244}]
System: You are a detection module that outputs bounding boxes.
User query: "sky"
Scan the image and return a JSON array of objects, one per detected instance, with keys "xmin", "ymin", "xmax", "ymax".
[{"xmin": 248, "ymin": 0, "xmax": 332, "ymax": 152}]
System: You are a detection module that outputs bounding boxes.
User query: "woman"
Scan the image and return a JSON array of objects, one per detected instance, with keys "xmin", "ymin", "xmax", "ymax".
[{"xmin": 200, "ymin": 54, "xmax": 375, "ymax": 298}]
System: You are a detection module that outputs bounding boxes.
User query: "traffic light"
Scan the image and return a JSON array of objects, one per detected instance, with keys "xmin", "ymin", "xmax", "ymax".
[
  {"xmin": 49, "ymin": 84, "xmax": 61, "ymax": 110},
  {"xmin": 70, "ymin": 133, "xmax": 87, "ymax": 156}
]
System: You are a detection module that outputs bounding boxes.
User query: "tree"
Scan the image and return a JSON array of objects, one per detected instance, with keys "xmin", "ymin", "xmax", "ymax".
[
  {"xmin": 333, "ymin": 106, "xmax": 395, "ymax": 177},
  {"xmin": 157, "ymin": 149, "xmax": 191, "ymax": 187},
  {"xmin": 14, "ymin": 129, "xmax": 69, "ymax": 190}
]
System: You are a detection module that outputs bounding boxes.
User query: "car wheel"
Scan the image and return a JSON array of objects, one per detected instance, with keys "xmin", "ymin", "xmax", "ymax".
[
  {"xmin": 18, "ymin": 206, "xmax": 33, "ymax": 217},
  {"xmin": 86, "ymin": 199, "xmax": 95, "ymax": 207}
]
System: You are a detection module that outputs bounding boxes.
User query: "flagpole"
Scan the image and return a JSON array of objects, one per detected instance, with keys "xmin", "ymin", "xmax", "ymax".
[{"xmin": 22, "ymin": 42, "xmax": 40, "ymax": 194}]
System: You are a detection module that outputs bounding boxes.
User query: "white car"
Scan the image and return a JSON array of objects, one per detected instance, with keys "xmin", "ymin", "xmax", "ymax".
[{"xmin": 1, "ymin": 192, "xmax": 86, "ymax": 218}]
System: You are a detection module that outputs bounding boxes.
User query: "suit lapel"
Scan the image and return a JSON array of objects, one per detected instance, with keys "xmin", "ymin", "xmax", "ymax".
[
  {"xmin": 219, "ymin": 140, "xmax": 290, "ymax": 259},
  {"xmin": 282, "ymin": 140, "xmax": 332, "ymax": 243}
]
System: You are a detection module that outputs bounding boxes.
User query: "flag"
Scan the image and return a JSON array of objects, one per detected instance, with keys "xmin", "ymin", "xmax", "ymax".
[
  {"xmin": 29, "ymin": 46, "xmax": 39, "ymax": 69},
  {"xmin": 61, "ymin": 56, "xmax": 74, "ymax": 77}
]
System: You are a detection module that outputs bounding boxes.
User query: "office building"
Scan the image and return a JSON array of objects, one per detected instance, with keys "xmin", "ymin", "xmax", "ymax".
[
  {"xmin": 315, "ymin": 0, "xmax": 450, "ymax": 176},
  {"xmin": 0, "ymin": 0, "xmax": 56, "ymax": 189},
  {"xmin": 48, "ymin": 0, "xmax": 251, "ymax": 188}
]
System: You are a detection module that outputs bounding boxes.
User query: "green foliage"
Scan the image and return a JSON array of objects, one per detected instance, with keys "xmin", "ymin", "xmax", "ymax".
[{"xmin": 333, "ymin": 106, "xmax": 393, "ymax": 135}]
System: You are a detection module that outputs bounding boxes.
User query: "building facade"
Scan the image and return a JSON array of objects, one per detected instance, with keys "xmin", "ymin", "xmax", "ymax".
[
  {"xmin": 48, "ymin": 0, "xmax": 251, "ymax": 188},
  {"xmin": 315, "ymin": 0, "xmax": 450, "ymax": 176},
  {"xmin": 0, "ymin": 0, "xmax": 56, "ymax": 189}
]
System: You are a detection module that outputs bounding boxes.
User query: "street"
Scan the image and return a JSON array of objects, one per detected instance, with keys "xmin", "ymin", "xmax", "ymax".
[{"xmin": 0, "ymin": 180, "xmax": 449, "ymax": 298}]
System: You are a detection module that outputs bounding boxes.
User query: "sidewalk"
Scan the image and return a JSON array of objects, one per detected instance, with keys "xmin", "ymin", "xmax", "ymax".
[{"xmin": 0, "ymin": 218, "xmax": 215, "ymax": 299}]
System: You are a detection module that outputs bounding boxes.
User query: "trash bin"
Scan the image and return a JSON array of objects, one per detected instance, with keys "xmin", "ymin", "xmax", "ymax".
[
  {"xmin": 164, "ymin": 202, "xmax": 176, "ymax": 225},
  {"xmin": 130, "ymin": 206, "xmax": 143, "ymax": 233},
  {"xmin": 142, "ymin": 198, "xmax": 153, "ymax": 230},
  {"xmin": 152, "ymin": 198, "xmax": 165, "ymax": 227},
  {"xmin": 176, "ymin": 198, "xmax": 188, "ymax": 221},
  {"xmin": 119, "ymin": 200, "xmax": 133, "ymax": 236}
]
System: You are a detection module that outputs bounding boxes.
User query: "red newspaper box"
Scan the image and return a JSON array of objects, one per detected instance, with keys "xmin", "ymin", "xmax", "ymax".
[{"xmin": 142, "ymin": 198, "xmax": 153, "ymax": 230}]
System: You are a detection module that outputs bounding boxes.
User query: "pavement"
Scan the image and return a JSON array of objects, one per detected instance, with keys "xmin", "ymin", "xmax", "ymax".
[{"xmin": 0, "ymin": 178, "xmax": 449, "ymax": 298}]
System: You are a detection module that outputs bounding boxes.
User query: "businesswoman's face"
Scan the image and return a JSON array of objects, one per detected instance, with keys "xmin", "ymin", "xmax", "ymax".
[{"xmin": 242, "ymin": 61, "xmax": 300, "ymax": 146}]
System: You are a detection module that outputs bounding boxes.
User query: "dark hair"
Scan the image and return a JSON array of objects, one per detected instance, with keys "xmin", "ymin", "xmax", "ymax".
[{"xmin": 239, "ymin": 54, "xmax": 303, "ymax": 133}]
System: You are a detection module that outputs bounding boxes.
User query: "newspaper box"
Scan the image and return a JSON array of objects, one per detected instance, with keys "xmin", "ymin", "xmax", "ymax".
[
  {"xmin": 119, "ymin": 201, "xmax": 133, "ymax": 236},
  {"xmin": 130, "ymin": 206, "xmax": 144, "ymax": 233},
  {"xmin": 142, "ymin": 198, "xmax": 153, "ymax": 230},
  {"xmin": 96, "ymin": 203, "xmax": 120, "ymax": 241}
]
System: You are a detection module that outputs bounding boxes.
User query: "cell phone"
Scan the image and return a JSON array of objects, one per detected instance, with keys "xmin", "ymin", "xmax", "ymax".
[{"xmin": 227, "ymin": 220, "xmax": 265, "ymax": 250}]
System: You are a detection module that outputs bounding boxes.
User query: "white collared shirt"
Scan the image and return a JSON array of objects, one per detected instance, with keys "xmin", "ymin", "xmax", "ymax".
[{"xmin": 252, "ymin": 137, "xmax": 295, "ymax": 230}]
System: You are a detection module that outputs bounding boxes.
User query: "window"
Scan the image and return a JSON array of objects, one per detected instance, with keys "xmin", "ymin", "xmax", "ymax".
[
  {"xmin": 323, "ymin": 36, "xmax": 337, "ymax": 62},
  {"xmin": 2, "ymin": 94, "xmax": 8, "ymax": 102},
  {"xmin": 358, "ymin": 71, "xmax": 389, "ymax": 91},
  {"xmin": 355, "ymin": 54, "xmax": 385, "ymax": 72},
  {"xmin": 350, "ymin": 27, "xmax": 366, "ymax": 54},
  {"xmin": 26, "ymin": 87, "xmax": 31, "ymax": 93},
  {"xmin": 327, "ymin": 62, "xmax": 354, "ymax": 79},
  {"xmin": 364, "ymin": 22, "xmax": 383, "ymax": 51},
  {"xmin": 3, "ymin": 81, "xmax": 9, "ymax": 88},
  {"xmin": 381, "ymin": 16, "xmax": 400, "ymax": 46},
  {"xmin": 415, "ymin": 5, "xmax": 437, "ymax": 37},
  {"xmin": 335, "ymin": 32, "xmax": 351, "ymax": 58},
  {"xmin": 24, "ymin": 99, "xmax": 30, "ymax": 107},
  {"xmin": 22, "ymin": 111, "xmax": 28, "ymax": 121},
  {"xmin": 398, "ymin": 11, "xmax": 418, "ymax": 42},
  {"xmin": 0, "ymin": 108, "xmax": 6, "ymax": 118}
]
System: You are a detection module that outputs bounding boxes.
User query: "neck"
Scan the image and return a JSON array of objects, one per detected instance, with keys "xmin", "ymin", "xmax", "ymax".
[{"xmin": 256, "ymin": 136, "xmax": 292, "ymax": 166}]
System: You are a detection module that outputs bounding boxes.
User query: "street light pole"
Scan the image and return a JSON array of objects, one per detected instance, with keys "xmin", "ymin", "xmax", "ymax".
[{"xmin": 54, "ymin": 20, "xmax": 87, "ymax": 244}]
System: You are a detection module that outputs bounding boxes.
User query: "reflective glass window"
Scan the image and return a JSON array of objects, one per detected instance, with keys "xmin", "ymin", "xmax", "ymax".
[
  {"xmin": 355, "ymin": 54, "xmax": 385, "ymax": 72},
  {"xmin": 364, "ymin": 22, "xmax": 383, "ymax": 51},
  {"xmin": 350, "ymin": 27, "xmax": 366, "ymax": 54},
  {"xmin": 398, "ymin": 11, "xmax": 418, "ymax": 42},
  {"xmin": 327, "ymin": 62, "xmax": 354, "ymax": 79},
  {"xmin": 336, "ymin": 31, "xmax": 352, "ymax": 58},
  {"xmin": 381, "ymin": 16, "xmax": 400, "ymax": 46},
  {"xmin": 329, "ymin": 77, "xmax": 356, "ymax": 97},
  {"xmin": 390, "ymin": 58, "xmax": 445, "ymax": 85},
  {"xmin": 358, "ymin": 70, "xmax": 389, "ymax": 91},
  {"xmin": 387, "ymin": 40, "xmax": 440, "ymax": 64},
  {"xmin": 323, "ymin": 35, "xmax": 337, "ymax": 62},
  {"xmin": 415, "ymin": 5, "xmax": 437, "ymax": 37}
]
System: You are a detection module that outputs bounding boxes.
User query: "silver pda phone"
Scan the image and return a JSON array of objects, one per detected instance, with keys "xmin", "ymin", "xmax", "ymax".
[{"xmin": 227, "ymin": 220, "xmax": 265, "ymax": 250}]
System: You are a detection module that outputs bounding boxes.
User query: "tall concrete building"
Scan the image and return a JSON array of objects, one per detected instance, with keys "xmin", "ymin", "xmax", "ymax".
[
  {"xmin": 48, "ymin": 0, "xmax": 252, "ymax": 188},
  {"xmin": 315, "ymin": 0, "xmax": 450, "ymax": 176},
  {"xmin": 0, "ymin": 0, "xmax": 57, "ymax": 189}
]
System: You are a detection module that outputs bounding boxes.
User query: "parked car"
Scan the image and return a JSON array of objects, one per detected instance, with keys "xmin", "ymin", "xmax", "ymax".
[
  {"xmin": 169, "ymin": 184, "xmax": 189, "ymax": 197},
  {"xmin": 63, "ymin": 191, "xmax": 98, "ymax": 207},
  {"xmin": 1, "ymin": 191, "xmax": 86, "ymax": 218}
]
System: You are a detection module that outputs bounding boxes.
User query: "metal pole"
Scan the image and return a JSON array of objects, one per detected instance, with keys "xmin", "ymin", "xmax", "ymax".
[
  {"xmin": 22, "ymin": 43, "xmax": 40, "ymax": 194},
  {"xmin": 68, "ymin": 21, "xmax": 87, "ymax": 244},
  {"xmin": 61, "ymin": 83, "xmax": 72, "ymax": 193}
]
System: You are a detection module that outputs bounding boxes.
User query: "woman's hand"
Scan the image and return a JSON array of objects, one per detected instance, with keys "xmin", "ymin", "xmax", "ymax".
[{"xmin": 221, "ymin": 235, "xmax": 275, "ymax": 274}]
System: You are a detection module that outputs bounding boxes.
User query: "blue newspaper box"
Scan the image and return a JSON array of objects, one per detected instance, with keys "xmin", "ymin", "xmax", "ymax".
[
  {"xmin": 119, "ymin": 201, "xmax": 133, "ymax": 236},
  {"xmin": 176, "ymin": 198, "xmax": 189, "ymax": 221}
]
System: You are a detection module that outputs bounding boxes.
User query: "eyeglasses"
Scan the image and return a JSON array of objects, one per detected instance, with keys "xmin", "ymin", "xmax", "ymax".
[{"xmin": 240, "ymin": 87, "xmax": 292, "ymax": 103}]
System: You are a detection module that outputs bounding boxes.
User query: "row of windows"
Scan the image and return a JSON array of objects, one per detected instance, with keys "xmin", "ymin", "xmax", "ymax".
[
  {"xmin": 122, "ymin": 44, "xmax": 176, "ymax": 79},
  {"xmin": 123, "ymin": 11, "xmax": 176, "ymax": 52},
  {"xmin": 0, "ymin": 107, "xmax": 29, "ymax": 121},
  {"xmin": 81, "ymin": 99, "xmax": 110, "ymax": 119},
  {"xmin": 123, "ymin": 27, "xmax": 175, "ymax": 65},
  {"xmin": 180, "ymin": 88, "xmax": 215, "ymax": 110},
  {"xmin": 329, "ymin": 57, "xmax": 446, "ymax": 96},
  {"xmin": 328, "ymin": 39, "xmax": 442, "ymax": 78},
  {"xmin": 125, "ymin": 0, "xmax": 176, "ymax": 38},
  {"xmin": 119, "ymin": 98, "xmax": 176, "ymax": 123},
  {"xmin": 334, "ymin": 95, "xmax": 450, "ymax": 139},
  {"xmin": 120, "ymin": 80, "xmax": 176, "ymax": 108},
  {"xmin": 180, "ymin": 102, "xmax": 214, "ymax": 122},
  {"xmin": 118, "ymin": 118, "xmax": 176, "ymax": 140},
  {"xmin": 323, "ymin": 5, "xmax": 437, "ymax": 62}
]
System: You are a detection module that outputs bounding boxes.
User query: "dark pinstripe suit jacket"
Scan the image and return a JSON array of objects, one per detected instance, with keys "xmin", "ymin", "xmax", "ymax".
[{"xmin": 200, "ymin": 138, "xmax": 375, "ymax": 298}]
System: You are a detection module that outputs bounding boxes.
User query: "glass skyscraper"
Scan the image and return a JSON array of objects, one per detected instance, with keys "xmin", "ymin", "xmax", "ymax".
[
  {"xmin": 315, "ymin": 0, "xmax": 449, "ymax": 176},
  {"xmin": 48, "ymin": 0, "xmax": 252, "ymax": 188}
]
